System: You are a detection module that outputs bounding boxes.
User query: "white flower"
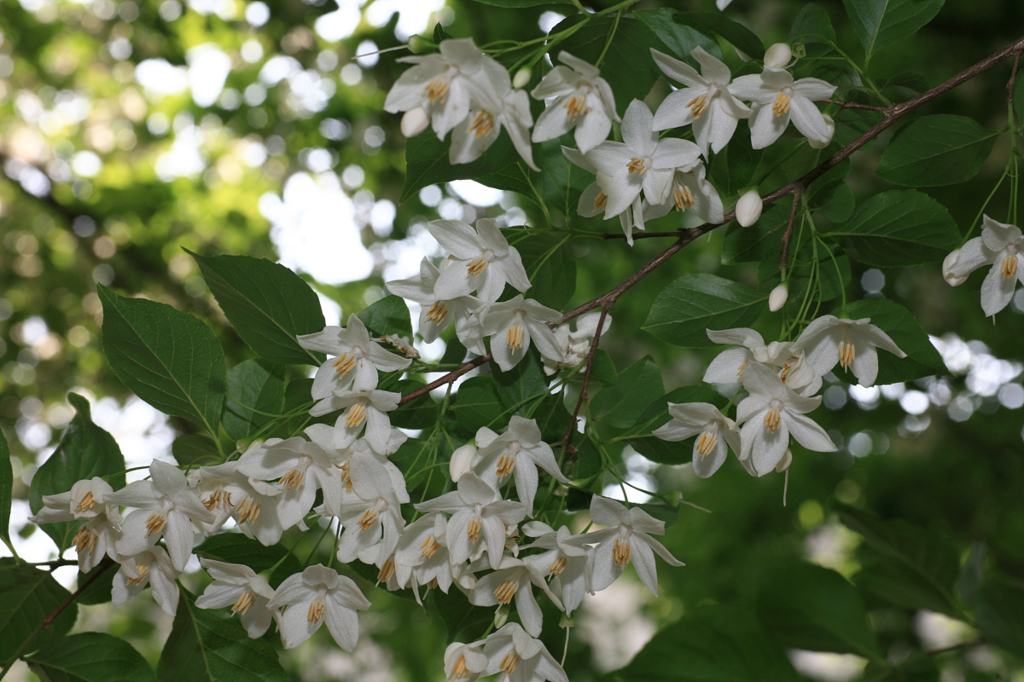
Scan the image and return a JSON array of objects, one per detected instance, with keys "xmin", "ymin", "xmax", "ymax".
[
  {"xmin": 449, "ymin": 443, "xmax": 478, "ymax": 482},
  {"xmin": 653, "ymin": 402, "xmax": 741, "ymax": 478},
  {"xmin": 650, "ymin": 47, "xmax": 752, "ymax": 157},
  {"xmin": 735, "ymin": 189, "xmax": 763, "ymax": 227},
  {"xmin": 480, "ymin": 295, "xmax": 564, "ymax": 372},
  {"xmin": 729, "ymin": 67, "xmax": 836, "ymax": 149},
  {"xmin": 112, "ymin": 546, "xmax": 180, "ymax": 616},
  {"xmin": 394, "ymin": 512, "xmax": 455, "ymax": 601},
  {"xmin": 268, "ymin": 564, "xmax": 371, "ymax": 651},
  {"xmin": 309, "ymin": 388, "xmax": 402, "ymax": 455},
  {"xmin": 942, "ymin": 215, "xmax": 1024, "ymax": 316},
  {"xmin": 450, "ymin": 86, "xmax": 539, "ymax": 171},
  {"xmin": 794, "ymin": 315, "xmax": 907, "ymax": 387},
  {"xmin": 196, "ymin": 559, "xmax": 276, "ymax": 638},
  {"xmin": 445, "ymin": 640, "xmax": 488, "ymax": 682},
  {"xmin": 334, "ymin": 452, "xmax": 408, "ymax": 567},
  {"xmin": 581, "ymin": 496, "xmax": 684, "ymax": 596},
  {"xmin": 472, "ymin": 417, "xmax": 569, "ymax": 514},
  {"xmin": 735, "ymin": 363, "xmax": 836, "ymax": 476},
  {"xmin": 701, "ymin": 327, "xmax": 773, "ymax": 384},
  {"xmin": 386, "ymin": 257, "xmax": 483, "ymax": 345},
  {"xmin": 428, "ymin": 218, "xmax": 532, "ymax": 303},
  {"xmin": 30, "ymin": 477, "xmax": 122, "ymax": 572},
  {"xmin": 943, "ymin": 249, "xmax": 968, "ymax": 286},
  {"xmin": 467, "ymin": 556, "xmax": 563, "ymax": 637},
  {"xmin": 542, "ymin": 310, "xmax": 612, "ymax": 375},
  {"xmin": 520, "ymin": 521, "xmax": 592, "ymax": 615},
  {"xmin": 531, "ymin": 51, "xmax": 619, "ymax": 153},
  {"xmin": 191, "ymin": 461, "xmax": 286, "ymax": 546},
  {"xmin": 481, "ymin": 623, "xmax": 568, "ymax": 682},
  {"xmin": 807, "ymin": 114, "xmax": 835, "ymax": 149},
  {"xmin": 105, "ymin": 459, "xmax": 215, "ymax": 572},
  {"xmin": 642, "ymin": 163, "xmax": 725, "ymax": 225},
  {"xmin": 298, "ymin": 314, "xmax": 412, "ymax": 398},
  {"xmin": 717, "ymin": 0, "xmax": 734, "ymax": 8}
]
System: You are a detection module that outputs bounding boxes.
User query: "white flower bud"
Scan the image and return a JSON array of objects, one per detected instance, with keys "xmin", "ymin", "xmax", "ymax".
[
  {"xmin": 943, "ymin": 249, "xmax": 968, "ymax": 286},
  {"xmin": 449, "ymin": 443, "xmax": 478, "ymax": 482},
  {"xmin": 807, "ymin": 114, "xmax": 835, "ymax": 149},
  {"xmin": 736, "ymin": 190, "xmax": 763, "ymax": 227},
  {"xmin": 401, "ymin": 107, "xmax": 430, "ymax": 138},
  {"xmin": 764, "ymin": 43, "xmax": 792, "ymax": 69},
  {"xmin": 769, "ymin": 283, "xmax": 788, "ymax": 311},
  {"xmin": 493, "ymin": 605, "xmax": 510, "ymax": 629},
  {"xmin": 512, "ymin": 67, "xmax": 531, "ymax": 89}
]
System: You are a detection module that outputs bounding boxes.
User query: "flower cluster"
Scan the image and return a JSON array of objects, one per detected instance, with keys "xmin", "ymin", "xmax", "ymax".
[{"xmin": 943, "ymin": 214, "xmax": 1024, "ymax": 317}]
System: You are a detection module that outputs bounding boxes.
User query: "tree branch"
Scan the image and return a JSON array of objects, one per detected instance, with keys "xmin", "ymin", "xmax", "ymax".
[
  {"xmin": 562, "ymin": 303, "xmax": 613, "ymax": 452},
  {"xmin": 41, "ymin": 557, "xmax": 114, "ymax": 631}
]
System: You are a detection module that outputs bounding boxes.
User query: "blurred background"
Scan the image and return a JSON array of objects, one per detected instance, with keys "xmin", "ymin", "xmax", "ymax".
[{"xmin": 2, "ymin": 0, "xmax": 1024, "ymax": 680}]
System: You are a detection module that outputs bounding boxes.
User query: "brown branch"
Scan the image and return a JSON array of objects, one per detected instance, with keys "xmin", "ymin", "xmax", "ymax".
[
  {"xmin": 779, "ymin": 191, "xmax": 803, "ymax": 274},
  {"xmin": 397, "ymin": 354, "xmax": 490, "ymax": 406},
  {"xmin": 399, "ymin": 34, "xmax": 1024, "ymax": 405},
  {"xmin": 42, "ymin": 557, "xmax": 114, "ymax": 630},
  {"xmin": 602, "ymin": 230, "xmax": 685, "ymax": 240},
  {"xmin": 562, "ymin": 303, "xmax": 613, "ymax": 452},
  {"xmin": 1008, "ymin": 51, "xmax": 1021, "ymax": 102},
  {"xmin": 823, "ymin": 99, "xmax": 888, "ymax": 112}
]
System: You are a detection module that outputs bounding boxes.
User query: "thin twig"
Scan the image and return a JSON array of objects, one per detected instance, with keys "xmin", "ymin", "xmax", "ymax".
[
  {"xmin": 926, "ymin": 637, "xmax": 985, "ymax": 657},
  {"xmin": 397, "ymin": 355, "xmax": 489, "ymax": 406},
  {"xmin": 779, "ymin": 191, "xmax": 803, "ymax": 274},
  {"xmin": 603, "ymin": 230, "xmax": 685, "ymax": 240},
  {"xmin": 823, "ymin": 99, "xmax": 888, "ymax": 112},
  {"xmin": 41, "ymin": 557, "xmax": 114, "ymax": 631},
  {"xmin": 1007, "ymin": 51, "xmax": 1021, "ymax": 102},
  {"xmin": 562, "ymin": 303, "xmax": 613, "ymax": 452}
]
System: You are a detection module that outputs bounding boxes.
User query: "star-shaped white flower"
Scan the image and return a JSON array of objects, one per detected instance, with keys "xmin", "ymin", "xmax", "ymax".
[
  {"xmin": 112, "ymin": 546, "xmax": 180, "ymax": 616},
  {"xmin": 196, "ymin": 558, "xmax": 277, "ymax": 639},
  {"xmin": 735, "ymin": 363, "xmax": 836, "ymax": 476},
  {"xmin": 480, "ymin": 295, "xmax": 565, "ymax": 372},
  {"xmin": 298, "ymin": 314, "xmax": 412, "ymax": 397},
  {"xmin": 650, "ymin": 47, "xmax": 752, "ymax": 157},
  {"xmin": 467, "ymin": 555, "xmax": 563, "ymax": 636},
  {"xmin": 531, "ymin": 51, "xmax": 619, "ymax": 153},
  {"xmin": 30, "ymin": 476, "xmax": 123, "ymax": 572},
  {"xmin": 445, "ymin": 640, "xmax": 488, "ymax": 682},
  {"xmin": 428, "ymin": 218, "xmax": 532, "ymax": 303},
  {"xmin": 480, "ymin": 624, "xmax": 568, "ymax": 682},
  {"xmin": 794, "ymin": 315, "xmax": 906, "ymax": 387},
  {"xmin": 268, "ymin": 564, "xmax": 371, "ymax": 651},
  {"xmin": 471, "ymin": 417, "xmax": 569, "ymax": 513},
  {"xmin": 450, "ymin": 85, "xmax": 539, "ymax": 171},
  {"xmin": 308, "ymin": 388, "xmax": 402, "ymax": 455},
  {"xmin": 520, "ymin": 521, "xmax": 592, "ymax": 615},
  {"xmin": 652, "ymin": 402, "xmax": 741, "ymax": 478},
  {"xmin": 730, "ymin": 67, "xmax": 836, "ymax": 149},
  {"xmin": 942, "ymin": 215, "xmax": 1024, "ymax": 316},
  {"xmin": 642, "ymin": 163, "xmax": 725, "ymax": 225},
  {"xmin": 386, "ymin": 257, "xmax": 483, "ymax": 345}
]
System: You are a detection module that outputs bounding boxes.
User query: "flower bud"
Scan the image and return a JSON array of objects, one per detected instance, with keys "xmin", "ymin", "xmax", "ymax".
[
  {"xmin": 401, "ymin": 107, "xmax": 430, "ymax": 138},
  {"xmin": 807, "ymin": 114, "xmax": 835, "ymax": 150},
  {"xmin": 512, "ymin": 67, "xmax": 531, "ymax": 89},
  {"xmin": 449, "ymin": 443, "xmax": 478, "ymax": 482},
  {"xmin": 407, "ymin": 35, "xmax": 430, "ymax": 54},
  {"xmin": 764, "ymin": 43, "xmax": 792, "ymax": 69},
  {"xmin": 736, "ymin": 190, "xmax": 763, "ymax": 227},
  {"xmin": 769, "ymin": 283, "xmax": 788, "ymax": 312},
  {"xmin": 943, "ymin": 249, "xmax": 968, "ymax": 286},
  {"xmin": 493, "ymin": 605, "xmax": 510, "ymax": 629}
]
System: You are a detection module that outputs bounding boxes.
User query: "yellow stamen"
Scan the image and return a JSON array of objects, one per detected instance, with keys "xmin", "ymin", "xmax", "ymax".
[
  {"xmin": 338, "ymin": 462, "xmax": 354, "ymax": 491},
  {"xmin": 279, "ymin": 468, "xmax": 304, "ymax": 490},
  {"xmin": 613, "ymin": 537, "xmax": 631, "ymax": 567},
  {"xmin": 549, "ymin": 555, "xmax": 568, "ymax": 576},
  {"xmin": 687, "ymin": 94, "xmax": 709, "ymax": 118},
  {"xmin": 307, "ymin": 600, "xmax": 325, "ymax": 623},
  {"xmin": 425, "ymin": 577, "xmax": 439, "ymax": 589},
  {"xmin": 494, "ymin": 579, "xmax": 518, "ymax": 604},
  {"xmin": 426, "ymin": 301, "xmax": 449, "ymax": 323},
  {"xmin": 839, "ymin": 341, "xmax": 855, "ymax": 369},
  {"xmin": 779, "ymin": 356, "xmax": 799, "ymax": 384},
  {"xmin": 737, "ymin": 359, "xmax": 749, "ymax": 378},
  {"xmin": 73, "ymin": 526, "xmax": 98, "ymax": 553},
  {"xmin": 500, "ymin": 651, "xmax": 520, "ymax": 675},
  {"xmin": 424, "ymin": 76, "xmax": 449, "ymax": 103},
  {"xmin": 496, "ymin": 453, "xmax": 516, "ymax": 478},
  {"xmin": 76, "ymin": 491, "xmax": 95, "ymax": 514},
  {"xmin": 764, "ymin": 408, "xmax": 781, "ymax": 432},
  {"xmin": 696, "ymin": 431, "xmax": 717, "ymax": 457},
  {"xmin": 378, "ymin": 558, "xmax": 396, "ymax": 582},
  {"xmin": 203, "ymin": 490, "xmax": 223, "ymax": 511},
  {"xmin": 506, "ymin": 324, "xmax": 525, "ymax": 350},
  {"xmin": 627, "ymin": 157, "xmax": 647, "ymax": 174},
  {"xmin": 453, "ymin": 656, "xmax": 467, "ymax": 676},
  {"xmin": 594, "ymin": 191, "xmax": 608, "ymax": 210},
  {"xmin": 333, "ymin": 353, "xmax": 356, "ymax": 379},
  {"xmin": 232, "ymin": 591, "xmax": 255, "ymax": 616},
  {"xmin": 236, "ymin": 497, "xmax": 260, "ymax": 524},
  {"xmin": 772, "ymin": 91, "xmax": 791, "ymax": 116},
  {"xmin": 420, "ymin": 535, "xmax": 442, "ymax": 558},
  {"xmin": 126, "ymin": 563, "xmax": 149, "ymax": 586},
  {"xmin": 1001, "ymin": 254, "xmax": 1018, "ymax": 279},
  {"xmin": 563, "ymin": 95, "xmax": 590, "ymax": 120},
  {"xmin": 467, "ymin": 518, "xmax": 482, "ymax": 543},
  {"xmin": 357, "ymin": 508, "xmax": 379, "ymax": 532},
  {"xmin": 467, "ymin": 257, "xmax": 488, "ymax": 277},
  {"xmin": 145, "ymin": 513, "xmax": 166, "ymax": 537},
  {"xmin": 470, "ymin": 110, "xmax": 495, "ymax": 138},
  {"xmin": 673, "ymin": 185, "xmax": 696, "ymax": 211},
  {"xmin": 346, "ymin": 403, "xmax": 367, "ymax": 428}
]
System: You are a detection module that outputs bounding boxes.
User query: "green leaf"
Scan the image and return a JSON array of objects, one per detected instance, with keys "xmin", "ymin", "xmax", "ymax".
[
  {"xmin": 789, "ymin": 3, "xmax": 836, "ymax": 44},
  {"xmin": 0, "ymin": 430, "xmax": 11, "ymax": 553},
  {"xmin": 878, "ymin": 72, "xmax": 930, "ymax": 100},
  {"xmin": 836, "ymin": 504, "xmax": 960, "ymax": 617},
  {"xmin": 478, "ymin": 140, "xmax": 592, "ymax": 217},
  {"xmin": 855, "ymin": 559, "xmax": 960, "ymax": 616},
  {"xmin": 721, "ymin": 203, "xmax": 791, "ymax": 264},
  {"xmin": 432, "ymin": 23, "xmax": 452, "ymax": 44},
  {"xmin": 98, "ymin": 284, "xmax": 227, "ymax": 434},
  {"xmin": 390, "ymin": 380, "xmax": 441, "ymax": 430},
  {"xmin": 613, "ymin": 604, "xmax": 801, "ymax": 682},
  {"xmin": 678, "ymin": 11, "xmax": 765, "ymax": 59},
  {"xmin": 491, "ymin": 349, "xmax": 550, "ymax": 411},
  {"xmin": 826, "ymin": 189, "xmax": 959, "ymax": 267},
  {"xmin": 624, "ymin": 385, "xmax": 728, "ymax": 465},
  {"xmin": 976, "ymin": 579, "xmax": 1024, "ymax": 656},
  {"xmin": 74, "ymin": 562, "xmax": 114, "ymax": 606},
  {"xmin": 515, "ymin": 232, "xmax": 576, "ymax": 310},
  {"xmin": 877, "ymin": 115, "xmax": 997, "ymax": 187},
  {"xmin": 0, "ymin": 559, "xmax": 78, "ymax": 665},
  {"xmin": 357, "ymin": 295, "xmax": 413, "ymax": 339},
  {"xmin": 815, "ymin": 185, "xmax": 856, "ymax": 223},
  {"xmin": 190, "ymin": 252, "xmax": 326, "ymax": 366},
  {"xmin": 567, "ymin": 437, "xmax": 602, "ymax": 482},
  {"xmin": 841, "ymin": 0, "xmax": 945, "ymax": 62},
  {"xmin": 590, "ymin": 356, "xmax": 664, "ymax": 430},
  {"xmin": 453, "ymin": 377, "xmax": 506, "ymax": 433},
  {"xmin": 634, "ymin": 9, "xmax": 721, "ymax": 68},
  {"xmin": 555, "ymin": 16, "xmax": 667, "ymax": 118},
  {"xmin": 171, "ymin": 434, "xmax": 222, "ymax": 467},
  {"xmin": 196, "ymin": 533, "xmax": 297, "ymax": 574},
  {"xmin": 840, "ymin": 298, "xmax": 945, "ymax": 383},
  {"xmin": 26, "ymin": 632, "xmax": 157, "ymax": 682},
  {"xmin": 1013, "ymin": 71, "xmax": 1024, "ymax": 127},
  {"xmin": 643, "ymin": 274, "xmax": 766, "ymax": 347},
  {"xmin": 222, "ymin": 360, "xmax": 286, "ymax": 442},
  {"xmin": 402, "ymin": 127, "xmax": 520, "ymax": 202},
  {"xmin": 29, "ymin": 394, "xmax": 126, "ymax": 553},
  {"xmin": 710, "ymin": 125, "xmax": 759, "ymax": 196},
  {"xmin": 531, "ymin": 393, "xmax": 571, "ymax": 443},
  {"xmin": 757, "ymin": 561, "xmax": 882, "ymax": 660},
  {"xmin": 429, "ymin": 587, "xmax": 492, "ymax": 642},
  {"xmin": 465, "ymin": 0, "xmax": 570, "ymax": 6},
  {"xmin": 157, "ymin": 589, "xmax": 287, "ymax": 682}
]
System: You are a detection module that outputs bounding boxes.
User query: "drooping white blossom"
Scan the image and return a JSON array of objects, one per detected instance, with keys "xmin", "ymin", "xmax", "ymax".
[
  {"xmin": 112, "ymin": 546, "xmax": 180, "ymax": 616},
  {"xmin": 309, "ymin": 388, "xmax": 402, "ymax": 455},
  {"xmin": 795, "ymin": 315, "xmax": 906, "ymax": 387},
  {"xmin": 480, "ymin": 295, "xmax": 565, "ymax": 372},
  {"xmin": 428, "ymin": 218, "xmax": 532, "ymax": 303},
  {"xmin": 196, "ymin": 558, "xmax": 277, "ymax": 639},
  {"xmin": 520, "ymin": 521, "xmax": 592, "ymax": 615},
  {"xmin": 268, "ymin": 564, "xmax": 371, "ymax": 651},
  {"xmin": 30, "ymin": 476, "xmax": 122, "ymax": 572},
  {"xmin": 472, "ymin": 416, "xmax": 569, "ymax": 513},
  {"xmin": 542, "ymin": 309, "xmax": 612, "ymax": 375},
  {"xmin": 480, "ymin": 623, "xmax": 569, "ymax": 682},
  {"xmin": 730, "ymin": 67, "xmax": 836, "ymax": 149},
  {"xmin": 653, "ymin": 402, "xmax": 741, "ymax": 478},
  {"xmin": 298, "ymin": 314, "xmax": 412, "ymax": 397},
  {"xmin": 386, "ymin": 257, "xmax": 483, "ymax": 346},
  {"xmin": 942, "ymin": 215, "xmax": 1024, "ymax": 316},
  {"xmin": 467, "ymin": 555, "xmax": 563, "ymax": 637},
  {"xmin": 531, "ymin": 51, "xmax": 619, "ymax": 153}
]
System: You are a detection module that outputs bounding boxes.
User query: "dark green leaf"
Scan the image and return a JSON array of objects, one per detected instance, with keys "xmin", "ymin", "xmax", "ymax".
[
  {"xmin": 806, "ymin": 160, "xmax": 850, "ymax": 209},
  {"xmin": 531, "ymin": 393, "xmax": 570, "ymax": 443},
  {"xmin": 634, "ymin": 9, "xmax": 721, "ymax": 68},
  {"xmin": 826, "ymin": 189, "xmax": 959, "ymax": 267},
  {"xmin": 452, "ymin": 376, "xmax": 506, "ymax": 433},
  {"xmin": 789, "ymin": 3, "xmax": 836, "ymax": 44},
  {"xmin": 0, "ymin": 430, "xmax": 11, "ymax": 552},
  {"xmin": 29, "ymin": 394, "xmax": 126, "ymax": 553},
  {"xmin": 466, "ymin": 0, "xmax": 570, "ymax": 6},
  {"xmin": 840, "ymin": 298, "xmax": 946, "ymax": 383},
  {"xmin": 190, "ymin": 252, "xmax": 326, "ymax": 366},
  {"xmin": 613, "ymin": 604, "xmax": 801, "ymax": 682},
  {"xmin": 567, "ymin": 437, "xmax": 602, "ymax": 482},
  {"xmin": 836, "ymin": 504, "xmax": 960, "ymax": 617},
  {"xmin": 491, "ymin": 349, "xmax": 550, "ymax": 411},
  {"xmin": 721, "ymin": 203, "xmax": 791, "ymax": 264},
  {"xmin": 625, "ymin": 385, "xmax": 728, "ymax": 465},
  {"xmin": 515, "ymin": 232, "xmax": 576, "ymax": 310},
  {"xmin": 757, "ymin": 561, "xmax": 882, "ymax": 659},
  {"xmin": 878, "ymin": 72, "xmax": 930, "ymax": 100},
  {"xmin": 357, "ymin": 295, "xmax": 413, "ymax": 339},
  {"xmin": 586, "ymin": 349, "xmax": 619, "ymax": 386},
  {"xmin": 390, "ymin": 380, "xmax": 441, "ymax": 430},
  {"xmin": 976, "ymin": 579, "xmax": 1024, "ymax": 656},
  {"xmin": 26, "ymin": 632, "xmax": 157, "ymax": 682},
  {"xmin": 196, "ymin": 533, "xmax": 296, "ymax": 574},
  {"xmin": 402, "ymin": 128, "xmax": 520, "ymax": 203},
  {"xmin": 877, "ymin": 115, "xmax": 997, "ymax": 187},
  {"xmin": 1014, "ymin": 71, "xmax": 1024, "ymax": 128},
  {"xmin": 710, "ymin": 126, "xmax": 759, "ymax": 196},
  {"xmin": 222, "ymin": 360, "xmax": 286, "ymax": 442},
  {"xmin": 432, "ymin": 23, "xmax": 452, "ymax": 44},
  {"xmin": 98, "ymin": 284, "xmax": 226, "ymax": 434},
  {"xmin": 171, "ymin": 434, "xmax": 222, "ymax": 467},
  {"xmin": 643, "ymin": 274, "xmax": 766, "ymax": 347},
  {"xmin": 157, "ymin": 589, "xmax": 287, "ymax": 682},
  {"xmin": 855, "ymin": 559, "xmax": 960, "ymax": 616},
  {"xmin": 841, "ymin": 0, "xmax": 945, "ymax": 62},
  {"xmin": 590, "ymin": 356, "xmax": 664, "ymax": 429},
  {"xmin": 74, "ymin": 562, "xmax": 114, "ymax": 606},
  {"xmin": 814, "ymin": 185, "xmax": 856, "ymax": 223},
  {"xmin": 679, "ymin": 11, "xmax": 765, "ymax": 59},
  {"xmin": 0, "ymin": 559, "xmax": 78, "ymax": 664},
  {"xmin": 429, "ymin": 587, "xmax": 492, "ymax": 642}
]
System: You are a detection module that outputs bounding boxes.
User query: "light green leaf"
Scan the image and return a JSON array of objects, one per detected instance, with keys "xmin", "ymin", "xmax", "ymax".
[
  {"xmin": 195, "ymin": 533, "xmax": 299, "ymax": 575},
  {"xmin": 190, "ymin": 252, "xmax": 326, "ymax": 367},
  {"xmin": 836, "ymin": 504, "xmax": 961, "ymax": 617},
  {"xmin": 877, "ymin": 115, "xmax": 997, "ymax": 187},
  {"xmin": 222, "ymin": 360, "xmax": 286, "ymax": 442},
  {"xmin": 757, "ymin": 561, "xmax": 882, "ymax": 660},
  {"xmin": 0, "ymin": 430, "xmax": 11, "ymax": 553},
  {"xmin": 0, "ymin": 559, "xmax": 78, "ymax": 666},
  {"xmin": 156, "ymin": 589, "xmax": 287, "ymax": 682},
  {"xmin": 356, "ymin": 295, "xmax": 413, "ymax": 339},
  {"xmin": 840, "ymin": 298, "xmax": 946, "ymax": 383},
  {"xmin": 826, "ymin": 189, "xmax": 959, "ymax": 267},
  {"xmin": 625, "ymin": 385, "xmax": 727, "ymax": 465},
  {"xmin": 643, "ymin": 274, "xmax": 767, "ymax": 347},
  {"xmin": 171, "ymin": 434, "xmax": 221, "ymax": 467},
  {"xmin": 612, "ymin": 604, "xmax": 801, "ymax": 682},
  {"xmin": 841, "ymin": 0, "xmax": 945, "ymax": 62},
  {"xmin": 29, "ymin": 394, "xmax": 126, "ymax": 553},
  {"xmin": 515, "ymin": 232, "xmax": 576, "ymax": 311},
  {"xmin": 98, "ymin": 284, "xmax": 226, "ymax": 434},
  {"xmin": 789, "ymin": 3, "xmax": 836, "ymax": 44},
  {"xmin": 590, "ymin": 356, "xmax": 664, "ymax": 430},
  {"xmin": 453, "ymin": 377, "xmax": 506, "ymax": 434},
  {"xmin": 26, "ymin": 632, "xmax": 157, "ymax": 682}
]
